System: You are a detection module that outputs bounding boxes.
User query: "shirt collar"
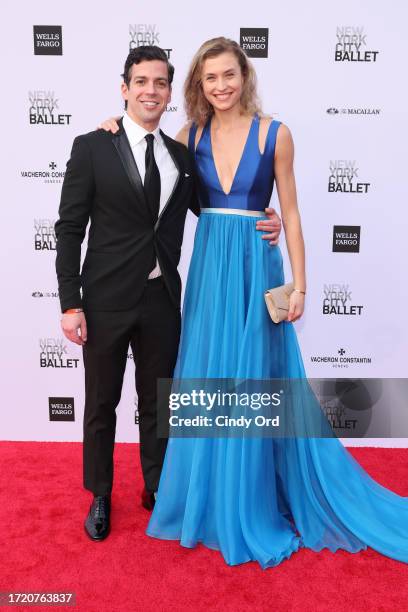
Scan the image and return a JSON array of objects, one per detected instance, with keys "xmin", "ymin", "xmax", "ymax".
[{"xmin": 123, "ymin": 112, "xmax": 161, "ymax": 148}]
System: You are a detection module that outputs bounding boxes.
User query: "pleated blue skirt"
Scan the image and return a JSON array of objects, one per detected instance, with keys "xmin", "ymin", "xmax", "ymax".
[{"xmin": 147, "ymin": 211, "xmax": 408, "ymax": 568}]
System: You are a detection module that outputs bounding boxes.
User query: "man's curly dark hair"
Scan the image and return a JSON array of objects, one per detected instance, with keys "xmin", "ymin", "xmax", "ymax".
[{"xmin": 122, "ymin": 46, "xmax": 175, "ymax": 86}]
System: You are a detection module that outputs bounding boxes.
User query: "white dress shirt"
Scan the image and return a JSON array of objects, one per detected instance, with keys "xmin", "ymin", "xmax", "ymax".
[{"xmin": 122, "ymin": 111, "xmax": 179, "ymax": 279}]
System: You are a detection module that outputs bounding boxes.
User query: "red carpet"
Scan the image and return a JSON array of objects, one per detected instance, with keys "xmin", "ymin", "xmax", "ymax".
[{"xmin": 0, "ymin": 442, "xmax": 407, "ymax": 612}]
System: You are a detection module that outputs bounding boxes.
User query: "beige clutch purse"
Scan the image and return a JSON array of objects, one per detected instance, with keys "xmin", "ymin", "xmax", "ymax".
[{"xmin": 264, "ymin": 282, "xmax": 294, "ymax": 323}]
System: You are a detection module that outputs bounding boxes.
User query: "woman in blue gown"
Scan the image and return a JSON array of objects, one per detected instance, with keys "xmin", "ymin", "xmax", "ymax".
[{"xmin": 145, "ymin": 37, "xmax": 408, "ymax": 568}]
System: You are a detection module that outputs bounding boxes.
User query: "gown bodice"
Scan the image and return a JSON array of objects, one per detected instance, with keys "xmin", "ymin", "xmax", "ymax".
[{"xmin": 188, "ymin": 114, "xmax": 281, "ymax": 211}]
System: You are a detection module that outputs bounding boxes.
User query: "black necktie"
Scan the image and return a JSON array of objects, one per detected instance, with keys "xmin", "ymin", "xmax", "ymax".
[{"xmin": 144, "ymin": 134, "xmax": 161, "ymax": 222}]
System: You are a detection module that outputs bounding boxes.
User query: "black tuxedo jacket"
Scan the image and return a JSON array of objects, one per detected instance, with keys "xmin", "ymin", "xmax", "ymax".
[{"xmin": 55, "ymin": 119, "xmax": 199, "ymax": 312}]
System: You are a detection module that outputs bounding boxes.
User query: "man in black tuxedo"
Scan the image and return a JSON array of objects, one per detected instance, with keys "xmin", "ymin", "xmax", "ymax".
[{"xmin": 55, "ymin": 46, "xmax": 281, "ymax": 541}]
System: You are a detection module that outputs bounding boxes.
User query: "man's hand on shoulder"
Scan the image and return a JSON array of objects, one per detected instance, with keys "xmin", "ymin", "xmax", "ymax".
[
  {"xmin": 97, "ymin": 117, "xmax": 121, "ymax": 133},
  {"xmin": 256, "ymin": 208, "xmax": 282, "ymax": 246}
]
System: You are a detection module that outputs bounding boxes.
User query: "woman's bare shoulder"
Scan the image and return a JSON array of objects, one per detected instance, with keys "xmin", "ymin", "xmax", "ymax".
[
  {"xmin": 275, "ymin": 122, "xmax": 293, "ymax": 146},
  {"xmin": 275, "ymin": 122, "xmax": 294, "ymax": 161},
  {"xmin": 258, "ymin": 115, "xmax": 293, "ymax": 159}
]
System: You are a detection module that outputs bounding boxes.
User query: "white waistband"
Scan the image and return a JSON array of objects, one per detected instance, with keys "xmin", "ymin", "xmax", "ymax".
[{"xmin": 201, "ymin": 208, "xmax": 266, "ymax": 218}]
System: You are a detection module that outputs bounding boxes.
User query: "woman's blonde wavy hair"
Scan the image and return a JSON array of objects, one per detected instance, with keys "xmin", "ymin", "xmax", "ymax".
[{"xmin": 184, "ymin": 37, "xmax": 262, "ymax": 126}]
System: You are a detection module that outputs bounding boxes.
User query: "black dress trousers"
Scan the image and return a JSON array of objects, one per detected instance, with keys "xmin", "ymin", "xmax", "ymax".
[{"xmin": 82, "ymin": 277, "xmax": 181, "ymax": 496}]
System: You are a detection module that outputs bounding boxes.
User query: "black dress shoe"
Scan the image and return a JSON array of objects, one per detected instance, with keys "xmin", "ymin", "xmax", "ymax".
[
  {"xmin": 84, "ymin": 495, "xmax": 111, "ymax": 541},
  {"xmin": 141, "ymin": 487, "xmax": 155, "ymax": 511}
]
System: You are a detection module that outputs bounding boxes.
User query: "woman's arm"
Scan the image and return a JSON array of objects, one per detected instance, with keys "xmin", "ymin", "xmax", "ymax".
[{"xmin": 274, "ymin": 124, "xmax": 306, "ymax": 321}]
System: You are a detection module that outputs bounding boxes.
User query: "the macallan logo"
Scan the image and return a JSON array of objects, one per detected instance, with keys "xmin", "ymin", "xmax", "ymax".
[
  {"xmin": 326, "ymin": 107, "xmax": 381, "ymax": 117},
  {"xmin": 32, "ymin": 290, "xmax": 59, "ymax": 298}
]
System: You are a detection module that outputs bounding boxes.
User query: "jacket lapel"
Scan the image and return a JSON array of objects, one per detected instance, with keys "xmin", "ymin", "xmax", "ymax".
[
  {"xmin": 156, "ymin": 130, "xmax": 182, "ymax": 229},
  {"xmin": 112, "ymin": 118, "xmax": 152, "ymax": 221}
]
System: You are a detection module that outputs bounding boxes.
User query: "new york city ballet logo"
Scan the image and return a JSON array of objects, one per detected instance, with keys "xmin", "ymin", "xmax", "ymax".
[
  {"xmin": 310, "ymin": 348, "xmax": 372, "ymax": 370},
  {"xmin": 335, "ymin": 26, "xmax": 379, "ymax": 62},
  {"xmin": 319, "ymin": 379, "xmax": 376, "ymax": 436},
  {"xmin": 332, "ymin": 225, "xmax": 360, "ymax": 253},
  {"xmin": 322, "ymin": 284, "xmax": 363, "ymax": 316},
  {"xmin": 21, "ymin": 161, "xmax": 65, "ymax": 184},
  {"xmin": 48, "ymin": 397, "xmax": 75, "ymax": 421},
  {"xmin": 34, "ymin": 219, "xmax": 56, "ymax": 251},
  {"xmin": 28, "ymin": 91, "xmax": 72, "ymax": 125},
  {"xmin": 40, "ymin": 339, "xmax": 79, "ymax": 369},
  {"xmin": 33, "ymin": 26, "xmax": 62, "ymax": 55},
  {"xmin": 129, "ymin": 24, "xmax": 172, "ymax": 59},
  {"xmin": 240, "ymin": 28, "xmax": 269, "ymax": 58},
  {"xmin": 328, "ymin": 160, "xmax": 370, "ymax": 194}
]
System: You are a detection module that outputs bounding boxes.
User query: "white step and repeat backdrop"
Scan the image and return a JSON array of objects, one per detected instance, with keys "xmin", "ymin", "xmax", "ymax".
[{"xmin": 1, "ymin": 1, "xmax": 407, "ymax": 445}]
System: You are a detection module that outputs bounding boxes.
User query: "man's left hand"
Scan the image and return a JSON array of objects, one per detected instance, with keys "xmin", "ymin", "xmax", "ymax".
[{"xmin": 256, "ymin": 208, "xmax": 282, "ymax": 245}]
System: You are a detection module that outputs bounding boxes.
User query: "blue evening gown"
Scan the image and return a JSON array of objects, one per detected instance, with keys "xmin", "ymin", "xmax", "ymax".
[{"xmin": 147, "ymin": 115, "xmax": 408, "ymax": 568}]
